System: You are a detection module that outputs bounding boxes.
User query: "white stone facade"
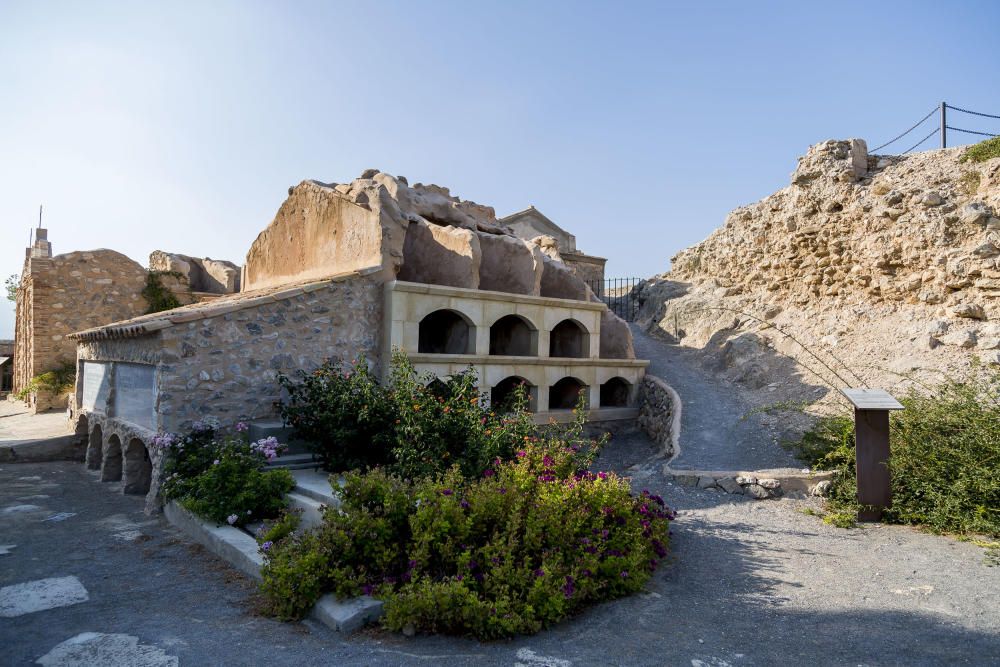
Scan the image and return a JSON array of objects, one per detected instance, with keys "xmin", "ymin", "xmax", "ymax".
[{"xmin": 383, "ymin": 280, "xmax": 647, "ymax": 421}]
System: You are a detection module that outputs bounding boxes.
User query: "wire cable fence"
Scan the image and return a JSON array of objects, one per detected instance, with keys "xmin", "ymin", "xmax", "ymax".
[{"xmin": 869, "ymin": 101, "xmax": 999, "ymax": 154}]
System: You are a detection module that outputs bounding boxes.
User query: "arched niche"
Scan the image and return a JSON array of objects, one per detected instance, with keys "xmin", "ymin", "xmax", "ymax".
[
  {"xmin": 549, "ymin": 319, "xmax": 590, "ymax": 358},
  {"xmin": 418, "ymin": 309, "xmax": 475, "ymax": 354},
  {"xmin": 548, "ymin": 377, "xmax": 587, "ymax": 411},
  {"xmin": 123, "ymin": 438, "xmax": 153, "ymax": 495},
  {"xmin": 489, "ymin": 315, "xmax": 538, "ymax": 356},
  {"xmin": 101, "ymin": 434, "xmax": 123, "ymax": 482},
  {"xmin": 491, "ymin": 376, "xmax": 535, "ymax": 413},
  {"xmin": 599, "ymin": 377, "xmax": 631, "ymax": 408}
]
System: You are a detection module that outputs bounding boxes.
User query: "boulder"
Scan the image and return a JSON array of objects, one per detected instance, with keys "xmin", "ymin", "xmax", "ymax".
[{"xmin": 949, "ymin": 303, "xmax": 986, "ymax": 320}]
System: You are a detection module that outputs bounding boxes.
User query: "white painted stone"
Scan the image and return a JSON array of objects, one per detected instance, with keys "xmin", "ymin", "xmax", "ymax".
[
  {"xmin": 35, "ymin": 632, "xmax": 178, "ymax": 666},
  {"xmin": 0, "ymin": 544, "xmax": 15, "ymax": 555},
  {"xmin": 515, "ymin": 648, "xmax": 573, "ymax": 667},
  {"xmin": 2, "ymin": 504, "xmax": 44, "ymax": 515},
  {"xmin": 0, "ymin": 576, "xmax": 89, "ymax": 617}
]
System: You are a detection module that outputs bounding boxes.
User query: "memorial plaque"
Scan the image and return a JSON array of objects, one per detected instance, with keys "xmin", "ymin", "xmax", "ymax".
[
  {"xmin": 113, "ymin": 363, "xmax": 156, "ymax": 430},
  {"xmin": 81, "ymin": 362, "xmax": 111, "ymax": 413}
]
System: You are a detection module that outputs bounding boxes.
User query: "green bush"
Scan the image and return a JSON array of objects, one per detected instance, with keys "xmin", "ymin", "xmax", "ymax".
[
  {"xmin": 960, "ymin": 136, "xmax": 1000, "ymax": 164},
  {"xmin": 259, "ymin": 415, "xmax": 673, "ymax": 638},
  {"xmin": 158, "ymin": 421, "xmax": 294, "ymax": 527},
  {"xmin": 277, "ymin": 353, "xmax": 536, "ymax": 480},
  {"xmin": 792, "ymin": 366, "xmax": 1000, "ymax": 536},
  {"xmin": 142, "ymin": 271, "xmax": 182, "ymax": 314},
  {"xmin": 15, "ymin": 360, "xmax": 76, "ymax": 402}
]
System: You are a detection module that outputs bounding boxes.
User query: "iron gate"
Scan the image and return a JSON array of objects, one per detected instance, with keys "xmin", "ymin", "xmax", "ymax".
[{"xmin": 586, "ymin": 277, "xmax": 641, "ymax": 322}]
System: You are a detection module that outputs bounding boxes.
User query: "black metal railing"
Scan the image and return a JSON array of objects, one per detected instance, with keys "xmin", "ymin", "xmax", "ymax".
[{"xmin": 586, "ymin": 277, "xmax": 641, "ymax": 322}]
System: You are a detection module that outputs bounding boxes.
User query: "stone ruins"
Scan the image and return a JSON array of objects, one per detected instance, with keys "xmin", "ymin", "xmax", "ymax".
[
  {"xmin": 500, "ymin": 205, "xmax": 607, "ymax": 292},
  {"xmin": 11, "ymin": 228, "xmax": 240, "ymax": 413},
  {"xmin": 636, "ymin": 139, "xmax": 1000, "ymax": 398},
  {"xmin": 57, "ymin": 170, "xmax": 649, "ymax": 510}
]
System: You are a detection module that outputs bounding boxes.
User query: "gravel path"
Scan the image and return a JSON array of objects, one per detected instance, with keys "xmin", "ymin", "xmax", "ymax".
[{"xmin": 630, "ymin": 324, "xmax": 802, "ymax": 471}]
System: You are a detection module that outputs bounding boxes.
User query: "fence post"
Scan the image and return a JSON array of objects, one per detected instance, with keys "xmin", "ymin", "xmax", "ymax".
[{"xmin": 941, "ymin": 101, "xmax": 947, "ymax": 149}]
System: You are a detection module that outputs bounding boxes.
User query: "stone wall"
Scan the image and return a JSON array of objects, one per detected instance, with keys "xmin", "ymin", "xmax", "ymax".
[
  {"xmin": 75, "ymin": 271, "xmax": 383, "ymax": 434},
  {"xmin": 637, "ymin": 374, "xmax": 678, "ymax": 458},
  {"xmin": 15, "ymin": 247, "xmax": 148, "ymax": 411}
]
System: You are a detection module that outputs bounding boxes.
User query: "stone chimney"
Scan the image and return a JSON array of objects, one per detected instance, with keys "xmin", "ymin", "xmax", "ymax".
[{"xmin": 29, "ymin": 228, "xmax": 52, "ymax": 259}]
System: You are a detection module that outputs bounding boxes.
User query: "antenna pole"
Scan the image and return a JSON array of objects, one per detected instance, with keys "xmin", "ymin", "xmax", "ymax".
[{"xmin": 38, "ymin": 204, "xmax": 43, "ymax": 228}]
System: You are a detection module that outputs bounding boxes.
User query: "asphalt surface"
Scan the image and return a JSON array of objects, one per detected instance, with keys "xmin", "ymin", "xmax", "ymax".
[
  {"xmin": 630, "ymin": 325, "xmax": 803, "ymax": 471},
  {"xmin": 3, "ymin": 449, "xmax": 999, "ymax": 666}
]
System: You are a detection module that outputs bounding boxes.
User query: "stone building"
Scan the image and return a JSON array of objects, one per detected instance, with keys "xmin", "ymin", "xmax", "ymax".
[
  {"xmin": 12, "ymin": 228, "xmax": 242, "ymax": 413},
  {"xmin": 69, "ymin": 170, "xmax": 648, "ymax": 509},
  {"xmin": 500, "ymin": 206, "xmax": 608, "ymax": 292},
  {"xmin": 0, "ymin": 340, "xmax": 12, "ymax": 396},
  {"xmin": 14, "ymin": 229, "xmax": 150, "ymax": 411}
]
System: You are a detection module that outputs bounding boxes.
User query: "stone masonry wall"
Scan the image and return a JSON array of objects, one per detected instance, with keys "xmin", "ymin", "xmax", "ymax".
[
  {"xmin": 15, "ymin": 250, "xmax": 148, "ymax": 410},
  {"xmin": 155, "ymin": 274, "xmax": 382, "ymax": 432},
  {"xmin": 637, "ymin": 374, "xmax": 677, "ymax": 458}
]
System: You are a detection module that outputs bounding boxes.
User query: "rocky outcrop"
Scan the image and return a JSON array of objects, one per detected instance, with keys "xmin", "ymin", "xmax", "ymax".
[
  {"xmin": 639, "ymin": 139, "xmax": 1000, "ymax": 397},
  {"xmin": 149, "ymin": 251, "xmax": 241, "ymax": 294}
]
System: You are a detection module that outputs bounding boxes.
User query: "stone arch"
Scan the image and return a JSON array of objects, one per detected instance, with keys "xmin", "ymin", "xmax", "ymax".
[
  {"xmin": 101, "ymin": 434, "xmax": 123, "ymax": 482},
  {"xmin": 86, "ymin": 422, "xmax": 103, "ymax": 470},
  {"xmin": 549, "ymin": 376, "xmax": 588, "ymax": 411},
  {"xmin": 549, "ymin": 318, "xmax": 590, "ymax": 358},
  {"xmin": 418, "ymin": 309, "xmax": 475, "ymax": 354},
  {"xmin": 123, "ymin": 438, "xmax": 153, "ymax": 495},
  {"xmin": 491, "ymin": 376, "xmax": 535, "ymax": 412},
  {"xmin": 600, "ymin": 377, "xmax": 631, "ymax": 408},
  {"xmin": 489, "ymin": 315, "xmax": 538, "ymax": 356}
]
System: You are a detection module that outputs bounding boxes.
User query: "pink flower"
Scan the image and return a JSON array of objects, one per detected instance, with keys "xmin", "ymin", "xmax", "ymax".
[{"xmin": 235, "ymin": 421, "xmax": 249, "ymax": 432}]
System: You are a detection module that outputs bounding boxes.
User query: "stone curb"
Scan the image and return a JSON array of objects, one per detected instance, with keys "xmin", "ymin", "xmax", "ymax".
[
  {"xmin": 0, "ymin": 435, "xmax": 84, "ymax": 464},
  {"xmin": 163, "ymin": 500, "xmax": 384, "ymax": 633},
  {"xmin": 664, "ymin": 467, "xmax": 835, "ymax": 499}
]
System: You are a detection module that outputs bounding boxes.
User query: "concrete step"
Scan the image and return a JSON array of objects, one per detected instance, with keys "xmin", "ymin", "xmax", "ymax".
[
  {"xmin": 265, "ymin": 452, "xmax": 321, "ymax": 471},
  {"xmin": 248, "ymin": 419, "xmax": 310, "ymax": 456},
  {"xmin": 290, "ymin": 468, "xmax": 342, "ymax": 506},
  {"xmin": 287, "ymin": 491, "xmax": 326, "ymax": 529}
]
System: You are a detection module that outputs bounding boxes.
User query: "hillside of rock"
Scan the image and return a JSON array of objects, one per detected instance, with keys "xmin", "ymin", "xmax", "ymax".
[{"xmin": 637, "ymin": 139, "xmax": 1000, "ymax": 410}]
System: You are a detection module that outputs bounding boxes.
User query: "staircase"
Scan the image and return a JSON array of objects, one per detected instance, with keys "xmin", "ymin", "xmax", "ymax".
[{"xmin": 249, "ymin": 419, "xmax": 321, "ymax": 471}]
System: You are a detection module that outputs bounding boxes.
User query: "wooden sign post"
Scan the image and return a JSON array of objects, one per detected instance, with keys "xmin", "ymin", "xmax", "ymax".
[{"xmin": 843, "ymin": 389, "xmax": 904, "ymax": 522}]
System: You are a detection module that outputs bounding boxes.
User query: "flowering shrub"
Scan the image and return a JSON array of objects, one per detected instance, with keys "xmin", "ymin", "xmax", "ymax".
[
  {"xmin": 277, "ymin": 353, "xmax": 536, "ymax": 480},
  {"xmin": 159, "ymin": 421, "xmax": 295, "ymax": 527},
  {"xmin": 259, "ymin": 415, "xmax": 673, "ymax": 638}
]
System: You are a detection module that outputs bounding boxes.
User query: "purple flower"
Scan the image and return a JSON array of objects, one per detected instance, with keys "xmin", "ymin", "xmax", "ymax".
[
  {"xmin": 235, "ymin": 421, "xmax": 249, "ymax": 432},
  {"xmin": 534, "ymin": 568, "xmax": 545, "ymax": 577},
  {"xmin": 362, "ymin": 584, "xmax": 375, "ymax": 595},
  {"xmin": 542, "ymin": 455, "xmax": 555, "ymax": 467},
  {"xmin": 562, "ymin": 576, "xmax": 575, "ymax": 598},
  {"xmin": 226, "ymin": 514, "xmax": 238, "ymax": 525},
  {"xmin": 483, "ymin": 469, "xmax": 495, "ymax": 478},
  {"xmin": 597, "ymin": 472, "xmax": 608, "ymax": 480},
  {"xmin": 460, "ymin": 499, "xmax": 470, "ymax": 509},
  {"xmin": 620, "ymin": 570, "xmax": 629, "ymax": 579},
  {"xmin": 213, "ymin": 459, "xmax": 220, "ymax": 465},
  {"xmin": 441, "ymin": 488, "xmax": 453, "ymax": 496},
  {"xmin": 261, "ymin": 541, "xmax": 273, "ymax": 552}
]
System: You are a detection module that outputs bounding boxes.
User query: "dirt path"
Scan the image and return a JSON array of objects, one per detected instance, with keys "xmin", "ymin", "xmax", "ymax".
[{"xmin": 630, "ymin": 325, "xmax": 802, "ymax": 471}]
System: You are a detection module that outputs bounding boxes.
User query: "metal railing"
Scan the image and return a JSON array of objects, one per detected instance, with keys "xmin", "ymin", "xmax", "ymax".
[{"xmin": 586, "ymin": 277, "xmax": 641, "ymax": 322}]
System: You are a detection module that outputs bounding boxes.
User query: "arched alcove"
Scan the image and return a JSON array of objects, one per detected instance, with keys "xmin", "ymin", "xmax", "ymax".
[
  {"xmin": 491, "ymin": 376, "xmax": 535, "ymax": 413},
  {"xmin": 548, "ymin": 377, "xmax": 587, "ymax": 411},
  {"xmin": 418, "ymin": 309, "xmax": 474, "ymax": 354},
  {"xmin": 123, "ymin": 438, "xmax": 153, "ymax": 495},
  {"xmin": 489, "ymin": 315, "xmax": 537, "ymax": 356},
  {"xmin": 86, "ymin": 423, "xmax": 103, "ymax": 471},
  {"xmin": 101, "ymin": 434, "xmax": 123, "ymax": 482},
  {"xmin": 600, "ymin": 377, "xmax": 631, "ymax": 408},
  {"xmin": 549, "ymin": 319, "xmax": 589, "ymax": 358}
]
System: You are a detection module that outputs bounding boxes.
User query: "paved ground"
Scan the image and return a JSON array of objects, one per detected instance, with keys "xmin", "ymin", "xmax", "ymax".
[
  {"xmin": 630, "ymin": 326, "xmax": 802, "ymax": 471},
  {"xmin": 0, "ymin": 401, "xmax": 72, "ymax": 447},
  {"xmin": 3, "ymin": 455, "xmax": 998, "ymax": 666}
]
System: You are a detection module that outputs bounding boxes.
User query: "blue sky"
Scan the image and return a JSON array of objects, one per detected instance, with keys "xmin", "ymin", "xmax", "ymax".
[{"xmin": 2, "ymin": 0, "xmax": 999, "ymax": 338}]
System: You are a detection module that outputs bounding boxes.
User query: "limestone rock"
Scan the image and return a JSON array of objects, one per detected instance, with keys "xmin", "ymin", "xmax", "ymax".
[
  {"xmin": 949, "ymin": 303, "xmax": 986, "ymax": 320},
  {"xmin": 941, "ymin": 330, "xmax": 977, "ymax": 348}
]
